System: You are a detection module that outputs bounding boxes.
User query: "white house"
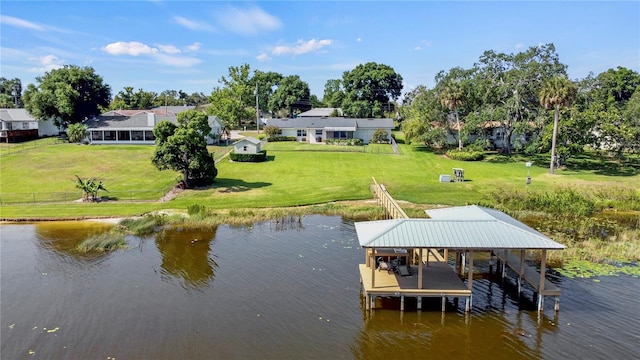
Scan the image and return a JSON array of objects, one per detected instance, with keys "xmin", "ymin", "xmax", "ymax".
[
  {"xmin": 266, "ymin": 116, "xmax": 394, "ymax": 144},
  {"xmin": 0, "ymin": 108, "xmax": 58, "ymax": 142},
  {"xmin": 233, "ymin": 136, "xmax": 262, "ymax": 154},
  {"xmin": 85, "ymin": 109, "xmax": 223, "ymax": 145}
]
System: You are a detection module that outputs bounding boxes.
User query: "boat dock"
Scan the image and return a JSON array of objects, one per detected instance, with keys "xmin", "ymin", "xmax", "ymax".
[{"xmin": 358, "ymin": 179, "xmax": 565, "ymax": 314}]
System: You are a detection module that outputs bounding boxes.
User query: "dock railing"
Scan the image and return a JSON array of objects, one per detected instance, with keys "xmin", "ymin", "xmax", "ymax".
[{"xmin": 371, "ymin": 177, "xmax": 408, "ymax": 219}]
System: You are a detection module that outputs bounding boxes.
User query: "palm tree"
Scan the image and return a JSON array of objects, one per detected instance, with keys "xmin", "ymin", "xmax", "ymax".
[
  {"xmin": 539, "ymin": 76, "xmax": 577, "ymax": 174},
  {"xmin": 74, "ymin": 175, "xmax": 107, "ymax": 202},
  {"xmin": 440, "ymin": 82, "xmax": 465, "ymax": 151}
]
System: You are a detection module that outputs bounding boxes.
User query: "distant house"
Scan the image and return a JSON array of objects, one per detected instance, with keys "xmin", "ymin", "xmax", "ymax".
[
  {"xmin": 0, "ymin": 108, "xmax": 58, "ymax": 142},
  {"xmin": 233, "ymin": 136, "xmax": 262, "ymax": 154},
  {"xmin": 85, "ymin": 109, "xmax": 223, "ymax": 145},
  {"xmin": 265, "ymin": 116, "xmax": 394, "ymax": 144}
]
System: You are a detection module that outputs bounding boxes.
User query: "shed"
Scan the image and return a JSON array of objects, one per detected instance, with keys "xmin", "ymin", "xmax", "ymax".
[{"xmin": 233, "ymin": 137, "xmax": 262, "ymax": 154}]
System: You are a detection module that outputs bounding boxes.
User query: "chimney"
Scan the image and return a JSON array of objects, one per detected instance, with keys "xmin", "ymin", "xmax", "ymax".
[{"xmin": 147, "ymin": 112, "xmax": 155, "ymax": 127}]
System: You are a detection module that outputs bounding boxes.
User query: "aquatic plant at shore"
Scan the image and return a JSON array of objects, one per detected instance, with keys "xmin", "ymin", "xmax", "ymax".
[{"xmin": 76, "ymin": 231, "xmax": 126, "ymax": 252}]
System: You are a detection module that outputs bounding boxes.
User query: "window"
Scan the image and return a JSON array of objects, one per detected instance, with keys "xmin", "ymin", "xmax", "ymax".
[
  {"xmin": 104, "ymin": 131, "xmax": 116, "ymax": 140},
  {"xmin": 91, "ymin": 131, "xmax": 103, "ymax": 141},
  {"xmin": 297, "ymin": 129, "xmax": 307, "ymax": 137},
  {"xmin": 243, "ymin": 146, "xmax": 248, "ymax": 152},
  {"xmin": 118, "ymin": 131, "xmax": 130, "ymax": 141},
  {"xmin": 144, "ymin": 131, "xmax": 155, "ymax": 141},
  {"xmin": 131, "ymin": 131, "xmax": 144, "ymax": 140},
  {"xmin": 315, "ymin": 129, "xmax": 322, "ymax": 135},
  {"xmin": 22, "ymin": 122, "xmax": 29, "ymax": 129}
]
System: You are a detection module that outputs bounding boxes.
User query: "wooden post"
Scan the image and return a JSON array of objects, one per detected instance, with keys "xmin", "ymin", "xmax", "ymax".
[
  {"xmin": 444, "ymin": 248, "xmax": 449, "ymax": 260},
  {"xmin": 417, "ymin": 296, "xmax": 422, "ymax": 309},
  {"xmin": 371, "ymin": 248, "xmax": 377, "ymax": 288},
  {"xmin": 460, "ymin": 252, "xmax": 466, "ymax": 275},
  {"xmin": 554, "ymin": 297, "xmax": 560, "ymax": 312},
  {"xmin": 538, "ymin": 249, "xmax": 547, "ymax": 312},
  {"xmin": 502, "ymin": 250, "xmax": 508, "ymax": 278},
  {"xmin": 400, "ymin": 296, "xmax": 405, "ymax": 311},
  {"xmin": 441, "ymin": 296, "xmax": 446, "ymax": 312},
  {"xmin": 519, "ymin": 250, "xmax": 525, "ymax": 294},
  {"xmin": 418, "ymin": 249, "xmax": 423, "ymax": 289},
  {"xmin": 465, "ymin": 251, "xmax": 474, "ymax": 312}
]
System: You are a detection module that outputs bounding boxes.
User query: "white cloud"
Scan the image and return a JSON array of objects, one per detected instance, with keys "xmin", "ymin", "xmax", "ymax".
[
  {"xmin": 174, "ymin": 16, "xmax": 215, "ymax": 32},
  {"xmin": 158, "ymin": 44, "xmax": 181, "ymax": 54},
  {"xmin": 0, "ymin": 15, "xmax": 45, "ymax": 31},
  {"xmin": 256, "ymin": 53, "xmax": 271, "ymax": 62},
  {"xmin": 185, "ymin": 42, "xmax": 202, "ymax": 52},
  {"xmin": 413, "ymin": 46, "xmax": 421, "ymax": 51},
  {"xmin": 421, "ymin": 40, "xmax": 432, "ymax": 47},
  {"xmin": 102, "ymin": 41, "xmax": 201, "ymax": 67},
  {"xmin": 356, "ymin": 38, "xmax": 362, "ymax": 42},
  {"xmin": 515, "ymin": 43, "xmax": 524, "ymax": 49},
  {"xmin": 154, "ymin": 53, "xmax": 202, "ymax": 67},
  {"xmin": 103, "ymin": 41, "xmax": 158, "ymax": 56},
  {"xmin": 28, "ymin": 54, "xmax": 64, "ymax": 73},
  {"xmin": 272, "ymin": 39, "xmax": 333, "ymax": 56},
  {"xmin": 216, "ymin": 6, "xmax": 281, "ymax": 35}
]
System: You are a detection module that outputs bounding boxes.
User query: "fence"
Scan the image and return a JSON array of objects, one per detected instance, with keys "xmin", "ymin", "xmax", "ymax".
[{"xmin": 0, "ymin": 189, "xmax": 171, "ymax": 205}]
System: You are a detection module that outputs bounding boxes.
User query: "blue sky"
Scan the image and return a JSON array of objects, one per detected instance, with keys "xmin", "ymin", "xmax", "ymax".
[{"xmin": 1, "ymin": 1, "xmax": 638, "ymax": 99}]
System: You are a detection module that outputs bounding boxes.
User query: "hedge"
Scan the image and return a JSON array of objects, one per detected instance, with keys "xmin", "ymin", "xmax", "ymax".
[
  {"xmin": 229, "ymin": 150, "xmax": 267, "ymax": 162},
  {"xmin": 445, "ymin": 150, "xmax": 485, "ymax": 161},
  {"xmin": 267, "ymin": 136, "xmax": 297, "ymax": 142}
]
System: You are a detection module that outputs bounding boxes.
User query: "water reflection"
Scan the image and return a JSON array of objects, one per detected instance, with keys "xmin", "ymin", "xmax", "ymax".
[
  {"xmin": 155, "ymin": 226, "xmax": 219, "ymax": 289},
  {"xmin": 34, "ymin": 221, "xmax": 115, "ymax": 256}
]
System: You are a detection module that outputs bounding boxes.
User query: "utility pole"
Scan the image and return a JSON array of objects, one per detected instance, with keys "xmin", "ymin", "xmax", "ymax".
[{"xmin": 255, "ymin": 84, "xmax": 260, "ymax": 133}]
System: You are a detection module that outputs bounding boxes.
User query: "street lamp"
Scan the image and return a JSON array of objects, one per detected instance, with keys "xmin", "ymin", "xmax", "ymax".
[{"xmin": 526, "ymin": 162, "xmax": 532, "ymax": 187}]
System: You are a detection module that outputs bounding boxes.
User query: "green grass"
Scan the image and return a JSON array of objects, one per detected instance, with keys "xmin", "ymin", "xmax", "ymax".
[
  {"xmin": 1, "ymin": 138, "xmax": 638, "ymax": 218},
  {"xmin": 76, "ymin": 231, "xmax": 126, "ymax": 252}
]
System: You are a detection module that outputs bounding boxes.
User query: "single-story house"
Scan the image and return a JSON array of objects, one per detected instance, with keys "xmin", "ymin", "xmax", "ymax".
[
  {"xmin": 233, "ymin": 136, "xmax": 262, "ymax": 154},
  {"xmin": 265, "ymin": 116, "xmax": 394, "ymax": 144},
  {"xmin": 85, "ymin": 109, "xmax": 223, "ymax": 145},
  {"xmin": 0, "ymin": 108, "xmax": 59, "ymax": 142}
]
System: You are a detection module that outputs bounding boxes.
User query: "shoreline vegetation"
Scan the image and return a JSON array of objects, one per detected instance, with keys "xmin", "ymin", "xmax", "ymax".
[{"xmin": 1, "ymin": 138, "xmax": 638, "ymax": 276}]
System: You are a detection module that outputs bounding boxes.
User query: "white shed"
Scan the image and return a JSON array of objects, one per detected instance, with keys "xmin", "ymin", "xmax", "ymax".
[{"xmin": 233, "ymin": 137, "xmax": 262, "ymax": 154}]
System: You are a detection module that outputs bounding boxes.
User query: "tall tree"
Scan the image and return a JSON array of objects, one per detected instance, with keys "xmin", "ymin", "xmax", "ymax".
[
  {"xmin": 439, "ymin": 81, "xmax": 465, "ymax": 150},
  {"xmin": 268, "ymin": 75, "xmax": 310, "ymax": 117},
  {"xmin": 322, "ymin": 79, "xmax": 344, "ymax": 108},
  {"xmin": 208, "ymin": 64, "xmax": 254, "ymax": 127},
  {"xmin": 251, "ymin": 70, "xmax": 283, "ymax": 117},
  {"xmin": 472, "ymin": 43, "xmax": 566, "ymax": 154},
  {"xmin": 539, "ymin": 76, "xmax": 577, "ymax": 174},
  {"xmin": 152, "ymin": 110, "xmax": 217, "ymax": 188},
  {"xmin": 341, "ymin": 62, "xmax": 403, "ymax": 118},
  {"xmin": 0, "ymin": 78, "xmax": 23, "ymax": 108},
  {"xmin": 401, "ymin": 85, "xmax": 448, "ymax": 147},
  {"xmin": 22, "ymin": 65, "xmax": 111, "ymax": 126}
]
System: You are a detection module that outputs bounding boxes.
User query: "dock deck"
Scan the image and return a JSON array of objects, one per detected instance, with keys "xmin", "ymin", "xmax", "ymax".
[{"xmin": 359, "ymin": 261, "xmax": 471, "ymax": 311}]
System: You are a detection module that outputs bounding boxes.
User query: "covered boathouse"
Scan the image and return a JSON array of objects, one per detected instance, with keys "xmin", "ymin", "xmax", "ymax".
[{"xmin": 355, "ymin": 205, "xmax": 565, "ymax": 313}]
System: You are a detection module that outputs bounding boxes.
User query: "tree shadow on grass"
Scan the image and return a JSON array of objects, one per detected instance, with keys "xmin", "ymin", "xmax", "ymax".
[
  {"xmin": 565, "ymin": 154, "xmax": 640, "ymax": 177},
  {"xmin": 213, "ymin": 178, "xmax": 272, "ymax": 193}
]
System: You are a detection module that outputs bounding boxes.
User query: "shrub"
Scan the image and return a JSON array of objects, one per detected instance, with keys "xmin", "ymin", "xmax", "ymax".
[
  {"xmin": 229, "ymin": 150, "xmax": 267, "ymax": 162},
  {"xmin": 264, "ymin": 125, "xmax": 281, "ymax": 138},
  {"xmin": 446, "ymin": 149, "xmax": 485, "ymax": 161},
  {"xmin": 326, "ymin": 138, "xmax": 363, "ymax": 146},
  {"xmin": 267, "ymin": 136, "xmax": 297, "ymax": 142},
  {"xmin": 370, "ymin": 129, "xmax": 390, "ymax": 144}
]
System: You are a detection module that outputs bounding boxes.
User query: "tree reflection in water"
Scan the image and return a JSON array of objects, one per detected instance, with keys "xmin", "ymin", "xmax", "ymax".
[{"xmin": 155, "ymin": 226, "xmax": 219, "ymax": 289}]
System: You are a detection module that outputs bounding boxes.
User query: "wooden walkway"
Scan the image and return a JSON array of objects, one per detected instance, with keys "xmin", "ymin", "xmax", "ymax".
[{"xmin": 495, "ymin": 250, "xmax": 561, "ymax": 311}]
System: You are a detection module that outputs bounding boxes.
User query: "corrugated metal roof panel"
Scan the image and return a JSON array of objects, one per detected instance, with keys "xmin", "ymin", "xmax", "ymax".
[{"xmin": 356, "ymin": 210, "xmax": 565, "ymax": 250}]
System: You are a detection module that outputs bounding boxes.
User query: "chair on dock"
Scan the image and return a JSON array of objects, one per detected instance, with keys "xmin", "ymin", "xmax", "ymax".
[{"xmin": 397, "ymin": 265, "xmax": 411, "ymax": 276}]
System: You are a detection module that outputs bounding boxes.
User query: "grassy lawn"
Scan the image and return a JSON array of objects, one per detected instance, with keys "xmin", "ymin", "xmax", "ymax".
[{"xmin": 1, "ymin": 138, "xmax": 638, "ymax": 218}]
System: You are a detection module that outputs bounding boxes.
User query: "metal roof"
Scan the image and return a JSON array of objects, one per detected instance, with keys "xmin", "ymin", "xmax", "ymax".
[
  {"xmin": 265, "ymin": 117, "xmax": 394, "ymax": 130},
  {"xmin": 233, "ymin": 136, "xmax": 262, "ymax": 145},
  {"xmin": 355, "ymin": 206, "xmax": 564, "ymax": 250},
  {"xmin": 0, "ymin": 108, "xmax": 37, "ymax": 122}
]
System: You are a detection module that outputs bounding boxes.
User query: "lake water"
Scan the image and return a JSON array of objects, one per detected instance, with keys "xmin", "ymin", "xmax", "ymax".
[{"xmin": 1, "ymin": 215, "xmax": 639, "ymax": 359}]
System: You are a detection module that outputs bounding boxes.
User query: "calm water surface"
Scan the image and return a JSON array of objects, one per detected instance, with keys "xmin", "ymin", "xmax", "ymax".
[{"xmin": 1, "ymin": 216, "xmax": 638, "ymax": 359}]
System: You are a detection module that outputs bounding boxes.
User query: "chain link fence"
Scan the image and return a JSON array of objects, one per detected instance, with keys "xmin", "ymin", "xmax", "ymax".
[{"xmin": 0, "ymin": 189, "xmax": 171, "ymax": 205}]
